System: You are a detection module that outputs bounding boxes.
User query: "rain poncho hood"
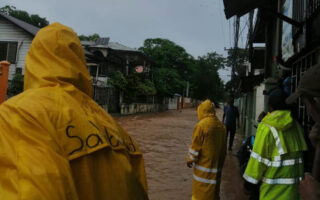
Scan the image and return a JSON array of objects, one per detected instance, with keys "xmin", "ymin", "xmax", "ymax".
[
  {"xmin": 197, "ymin": 99, "xmax": 216, "ymax": 120},
  {"xmin": 0, "ymin": 23, "xmax": 148, "ymax": 200},
  {"xmin": 188, "ymin": 100, "xmax": 226, "ymax": 200},
  {"xmin": 24, "ymin": 22, "xmax": 92, "ymax": 96},
  {"xmin": 262, "ymin": 110, "xmax": 293, "ymax": 131}
]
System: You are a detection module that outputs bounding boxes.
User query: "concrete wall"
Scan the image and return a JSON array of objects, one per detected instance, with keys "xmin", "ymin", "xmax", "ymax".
[
  {"xmin": 168, "ymin": 97, "xmax": 178, "ymax": 110},
  {"xmin": 120, "ymin": 103, "xmax": 168, "ymax": 115},
  {"xmin": 0, "ymin": 18, "xmax": 33, "ymax": 80},
  {"xmin": 254, "ymin": 83, "xmax": 265, "ymax": 122},
  {"xmin": 235, "ymin": 92, "xmax": 255, "ymax": 137},
  {"xmin": 184, "ymin": 97, "xmax": 191, "ymax": 108},
  {"xmin": 235, "ymin": 83, "xmax": 266, "ymax": 138}
]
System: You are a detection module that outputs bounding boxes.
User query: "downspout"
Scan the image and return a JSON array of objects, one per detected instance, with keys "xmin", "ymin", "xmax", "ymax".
[{"xmin": 16, "ymin": 41, "xmax": 23, "ymax": 68}]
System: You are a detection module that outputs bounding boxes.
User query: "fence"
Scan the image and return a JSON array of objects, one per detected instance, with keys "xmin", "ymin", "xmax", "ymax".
[{"xmin": 291, "ymin": 47, "xmax": 319, "ymax": 171}]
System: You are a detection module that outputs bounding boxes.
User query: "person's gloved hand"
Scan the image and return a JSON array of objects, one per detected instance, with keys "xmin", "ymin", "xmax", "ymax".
[
  {"xmin": 187, "ymin": 161, "xmax": 193, "ymax": 168},
  {"xmin": 309, "ymin": 123, "xmax": 320, "ymax": 148}
]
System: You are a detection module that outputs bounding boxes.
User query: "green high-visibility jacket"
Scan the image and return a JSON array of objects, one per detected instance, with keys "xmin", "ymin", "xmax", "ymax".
[{"xmin": 244, "ymin": 110, "xmax": 307, "ymax": 200}]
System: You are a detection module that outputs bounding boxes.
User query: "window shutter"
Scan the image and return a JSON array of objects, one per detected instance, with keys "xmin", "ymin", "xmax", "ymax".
[
  {"xmin": 7, "ymin": 42, "xmax": 18, "ymax": 64},
  {"xmin": 0, "ymin": 43, "xmax": 7, "ymax": 61}
]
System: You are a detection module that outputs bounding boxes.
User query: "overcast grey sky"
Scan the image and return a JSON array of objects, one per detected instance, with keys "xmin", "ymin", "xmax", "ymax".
[{"xmin": 1, "ymin": 0, "xmax": 249, "ymax": 82}]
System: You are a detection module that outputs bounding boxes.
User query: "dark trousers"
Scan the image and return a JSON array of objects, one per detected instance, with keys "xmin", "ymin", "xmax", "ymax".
[{"xmin": 226, "ymin": 125, "xmax": 236, "ymax": 150}]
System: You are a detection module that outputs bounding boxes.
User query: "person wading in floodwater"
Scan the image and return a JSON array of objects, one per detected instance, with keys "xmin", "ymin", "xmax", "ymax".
[
  {"xmin": 223, "ymin": 99, "xmax": 239, "ymax": 151},
  {"xmin": 187, "ymin": 99, "xmax": 227, "ymax": 200}
]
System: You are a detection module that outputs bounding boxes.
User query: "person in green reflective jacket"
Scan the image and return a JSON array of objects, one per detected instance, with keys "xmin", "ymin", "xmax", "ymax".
[{"xmin": 243, "ymin": 89, "xmax": 308, "ymax": 200}]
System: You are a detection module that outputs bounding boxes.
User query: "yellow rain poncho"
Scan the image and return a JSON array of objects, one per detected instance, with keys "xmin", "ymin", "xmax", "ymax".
[
  {"xmin": 187, "ymin": 100, "xmax": 227, "ymax": 200},
  {"xmin": 0, "ymin": 23, "xmax": 148, "ymax": 200}
]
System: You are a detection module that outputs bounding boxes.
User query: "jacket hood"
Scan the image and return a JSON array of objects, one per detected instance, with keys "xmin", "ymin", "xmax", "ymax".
[
  {"xmin": 24, "ymin": 22, "xmax": 92, "ymax": 97},
  {"xmin": 197, "ymin": 99, "xmax": 216, "ymax": 120},
  {"xmin": 262, "ymin": 110, "xmax": 293, "ymax": 131}
]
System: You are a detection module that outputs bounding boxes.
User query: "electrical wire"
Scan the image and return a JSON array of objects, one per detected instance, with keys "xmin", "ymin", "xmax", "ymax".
[{"xmin": 218, "ymin": 0, "xmax": 227, "ymax": 49}]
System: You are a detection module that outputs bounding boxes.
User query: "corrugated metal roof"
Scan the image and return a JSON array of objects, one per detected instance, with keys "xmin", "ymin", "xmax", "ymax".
[
  {"xmin": 83, "ymin": 40, "xmax": 140, "ymax": 52},
  {"xmin": 82, "ymin": 40, "xmax": 108, "ymax": 49},
  {"xmin": 81, "ymin": 41, "xmax": 96, "ymax": 46},
  {"xmin": 0, "ymin": 12, "xmax": 40, "ymax": 36},
  {"xmin": 83, "ymin": 48, "xmax": 93, "ymax": 56},
  {"xmin": 95, "ymin": 37, "xmax": 109, "ymax": 45},
  {"xmin": 108, "ymin": 42, "xmax": 140, "ymax": 52}
]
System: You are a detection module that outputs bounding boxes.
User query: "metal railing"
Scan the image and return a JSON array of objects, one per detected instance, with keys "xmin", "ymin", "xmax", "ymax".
[
  {"xmin": 308, "ymin": 0, "xmax": 320, "ymax": 17},
  {"xmin": 290, "ymin": 47, "xmax": 319, "ymax": 172},
  {"xmin": 291, "ymin": 47, "xmax": 319, "ymax": 132},
  {"xmin": 291, "ymin": 47, "xmax": 320, "ymax": 132}
]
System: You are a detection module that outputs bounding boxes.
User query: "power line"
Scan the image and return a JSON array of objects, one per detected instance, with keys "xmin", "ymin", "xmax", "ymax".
[
  {"xmin": 238, "ymin": 15, "xmax": 250, "ymax": 48},
  {"xmin": 231, "ymin": 15, "xmax": 240, "ymax": 97},
  {"xmin": 229, "ymin": 19, "xmax": 232, "ymax": 47},
  {"xmin": 218, "ymin": 0, "xmax": 226, "ymax": 49}
]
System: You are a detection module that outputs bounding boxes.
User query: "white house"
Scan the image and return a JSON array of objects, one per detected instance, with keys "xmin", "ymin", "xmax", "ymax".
[{"xmin": 0, "ymin": 12, "xmax": 39, "ymax": 80}]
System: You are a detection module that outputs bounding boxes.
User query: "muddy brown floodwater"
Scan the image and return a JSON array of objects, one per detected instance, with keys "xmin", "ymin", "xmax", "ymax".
[{"xmin": 116, "ymin": 108, "xmax": 249, "ymax": 200}]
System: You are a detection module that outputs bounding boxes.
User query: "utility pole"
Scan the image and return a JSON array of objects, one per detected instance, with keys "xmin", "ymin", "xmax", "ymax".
[
  {"xmin": 231, "ymin": 16, "xmax": 240, "ymax": 98},
  {"xmin": 186, "ymin": 81, "xmax": 189, "ymax": 97},
  {"xmin": 248, "ymin": 11, "xmax": 254, "ymax": 51}
]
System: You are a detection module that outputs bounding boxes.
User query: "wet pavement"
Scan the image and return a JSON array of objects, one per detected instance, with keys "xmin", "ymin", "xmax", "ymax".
[{"xmin": 116, "ymin": 108, "xmax": 249, "ymax": 200}]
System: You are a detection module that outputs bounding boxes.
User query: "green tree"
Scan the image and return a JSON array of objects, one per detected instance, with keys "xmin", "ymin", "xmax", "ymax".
[
  {"xmin": 137, "ymin": 80, "xmax": 156, "ymax": 96},
  {"xmin": 30, "ymin": 14, "xmax": 49, "ymax": 28},
  {"xmin": 0, "ymin": 5, "xmax": 49, "ymax": 28},
  {"xmin": 140, "ymin": 38, "xmax": 195, "ymax": 97},
  {"xmin": 126, "ymin": 73, "xmax": 156, "ymax": 96},
  {"xmin": 191, "ymin": 52, "xmax": 226, "ymax": 101},
  {"xmin": 78, "ymin": 33, "xmax": 100, "ymax": 41},
  {"xmin": 8, "ymin": 74, "xmax": 24, "ymax": 96},
  {"xmin": 109, "ymin": 70, "xmax": 156, "ymax": 102},
  {"xmin": 0, "ymin": 5, "xmax": 15, "ymax": 15},
  {"xmin": 108, "ymin": 70, "xmax": 127, "ymax": 91},
  {"xmin": 152, "ymin": 67, "xmax": 185, "ymax": 97}
]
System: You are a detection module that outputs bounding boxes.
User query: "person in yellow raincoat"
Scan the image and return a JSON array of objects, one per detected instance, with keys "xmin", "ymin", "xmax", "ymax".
[
  {"xmin": 0, "ymin": 23, "xmax": 148, "ymax": 200},
  {"xmin": 187, "ymin": 99, "xmax": 227, "ymax": 200}
]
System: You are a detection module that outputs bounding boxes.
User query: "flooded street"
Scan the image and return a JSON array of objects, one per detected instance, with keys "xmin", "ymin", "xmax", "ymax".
[{"xmin": 116, "ymin": 108, "xmax": 249, "ymax": 200}]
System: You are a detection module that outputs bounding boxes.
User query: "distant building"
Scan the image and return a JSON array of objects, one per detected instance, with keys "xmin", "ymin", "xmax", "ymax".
[
  {"xmin": 0, "ymin": 12, "xmax": 166, "ymax": 114},
  {"xmin": 82, "ymin": 38, "xmax": 154, "ymax": 113},
  {"xmin": 223, "ymin": 0, "xmax": 320, "ymax": 172},
  {"xmin": 0, "ymin": 12, "xmax": 39, "ymax": 80}
]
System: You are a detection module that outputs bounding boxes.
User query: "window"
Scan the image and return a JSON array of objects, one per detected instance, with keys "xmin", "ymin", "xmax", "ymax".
[
  {"xmin": 88, "ymin": 65, "xmax": 98, "ymax": 77},
  {"xmin": 290, "ymin": 48, "xmax": 318, "ymax": 172},
  {"xmin": 15, "ymin": 67, "xmax": 22, "ymax": 74},
  {"xmin": 98, "ymin": 62, "xmax": 108, "ymax": 77},
  {"xmin": 0, "ymin": 42, "xmax": 18, "ymax": 64}
]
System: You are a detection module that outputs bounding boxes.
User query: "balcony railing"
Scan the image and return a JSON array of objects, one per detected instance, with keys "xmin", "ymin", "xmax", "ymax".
[{"xmin": 308, "ymin": 0, "xmax": 320, "ymax": 17}]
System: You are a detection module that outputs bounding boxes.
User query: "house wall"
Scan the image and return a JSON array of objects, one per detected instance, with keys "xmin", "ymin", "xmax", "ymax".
[
  {"xmin": 236, "ymin": 92, "xmax": 255, "ymax": 137},
  {"xmin": 0, "ymin": 18, "xmax": 33, "ymax": 80},
  {"xmin": 254, "ymin": 83, "xmax": 265, "ymax": 123},
  {"xmin": 246, "ymin": 92, "xmax": 255, "ymax": 137},
  {"xmin": 183, "ymin": 97, "xmax": 191, "ymax": 108},
  {"xmin": 235, "ymin": 96, "xmax": 247, "ymax": 135},
  {"xmin": 120, "ymin": 103, "xmax": 168, "ymax": 115},
  {"xmin": 168, "ymin": 96, "xmax": 178, "ymax": 110}
]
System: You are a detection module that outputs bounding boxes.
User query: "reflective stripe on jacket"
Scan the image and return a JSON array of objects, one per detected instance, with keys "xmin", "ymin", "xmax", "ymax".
[
  {"xmin": 244, "ymin": 110, "xmax": 307, "ymax": 200},
  {"xmin": 188, "ymin": 100, "xmax": 227, "ymax": 200}
]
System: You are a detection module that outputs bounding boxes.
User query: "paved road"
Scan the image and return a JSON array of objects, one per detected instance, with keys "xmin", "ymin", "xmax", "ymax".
[{"xmin": 116, "ymin": 108, "xmax": 249, "ymax": 200}]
